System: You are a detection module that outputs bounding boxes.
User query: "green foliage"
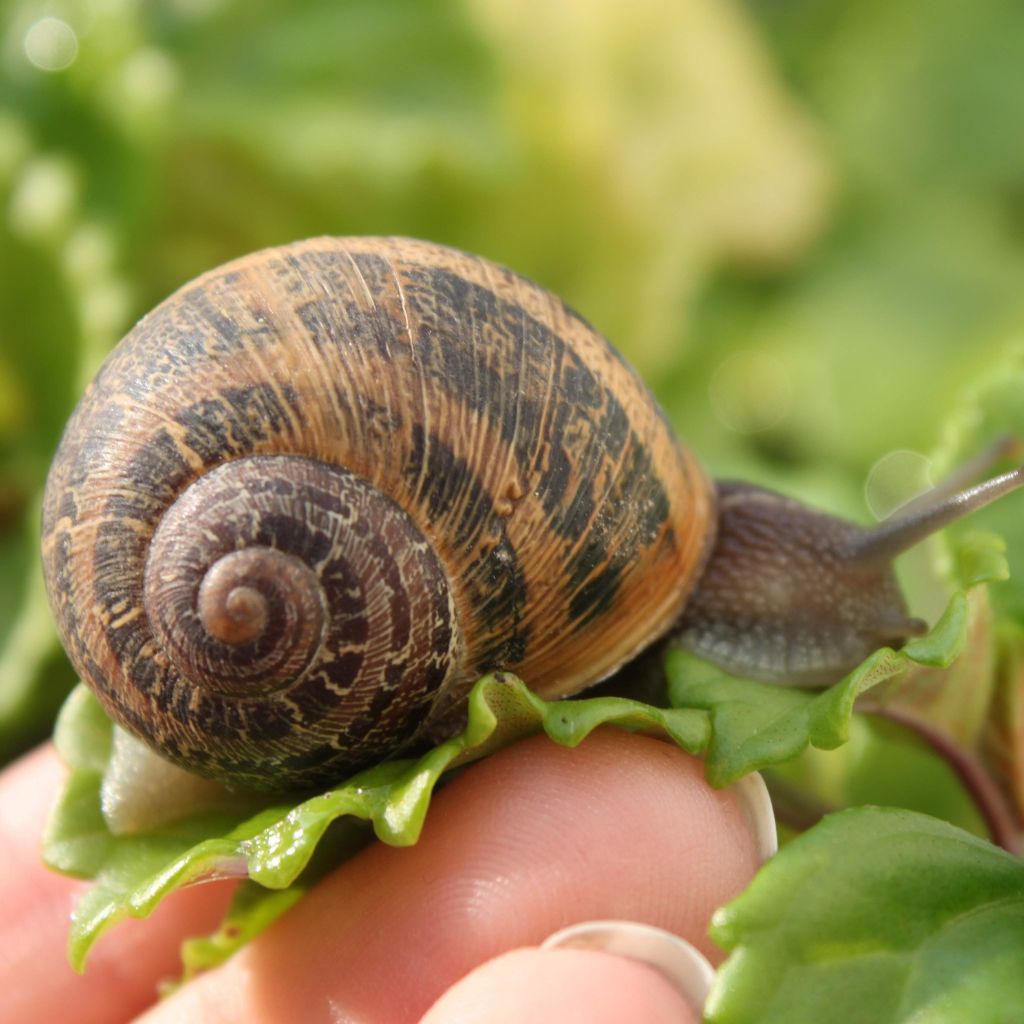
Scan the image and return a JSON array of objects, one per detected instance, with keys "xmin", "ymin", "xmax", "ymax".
[
  {"xmin": 706, "ymin": 807, "xmax": 1024, "ymax": 1023},
  {"xmin": 44, "ymin": 674, "xmax": 708, "ymax": 972},
  {"xmin": 668, "ymin": 586, "xmax": 993, "ymax": 788},
  {"xmin": 4, "ymin": 0, "xmax": 1024, "ymax": 1017}
]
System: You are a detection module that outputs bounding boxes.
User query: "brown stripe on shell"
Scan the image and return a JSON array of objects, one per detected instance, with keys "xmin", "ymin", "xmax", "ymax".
[{"xmin": 41, "ymin": 237, "xmax": 711, "ymax": 790}]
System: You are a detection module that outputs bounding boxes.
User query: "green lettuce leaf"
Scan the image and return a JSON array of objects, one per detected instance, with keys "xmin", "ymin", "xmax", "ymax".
[
  {"xmin": 44, "ymin": 674, "xmax": 707, "ymax": 973},
  {"xmin": 706, "ymin": 806, "xmax": 1024, "ymax": 1023},
  {"xmin": 666, "ymin": 556, "xmax": 999, "ymax": 788}
]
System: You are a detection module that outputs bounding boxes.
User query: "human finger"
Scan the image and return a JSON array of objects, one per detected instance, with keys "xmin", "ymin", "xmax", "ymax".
[
  {"xmin": 141, "ymin": 728, "xmax": 772, "ymax": 1023},
  {"xmin": 419, "ymin": 945, "xmax": 702, "ymax": 1024},
  {"xmin": 0, "ymin": 745, "xmax": 235, "ymax": 1024}
]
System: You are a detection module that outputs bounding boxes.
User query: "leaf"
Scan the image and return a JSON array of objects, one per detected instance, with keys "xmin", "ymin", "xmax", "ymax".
[
  {"xmin": 666, "ymin": 594, "xmax": 971, "ymax": 788},
  {"xmin": 952, "ymin": 531, "xmax": 1011, "ymax": 589},
  {"xmin": 931, "ymin": 343, "xmax": 1024, "ymax": 620},
  {"xmin": 43, "ymin": 674, "xmax": 708, "ymax": 973},
  {"xmin": 665, "ymin": 518, "xmax": 1011, "ymax": 788},
  {"xmin": 863, "ymin": 587, "xmax": 996, "ymax": 748},
  {"xmin": 706, "ymin": 807, "xmax": 1024, "ymax": 1023},
  {"xmin": 668, "ymin": 647, "xmax": 898, "ymax": 788},
  {"xmin": 176, "ymin": 883, "xmax": 305, "ymax": 989}
]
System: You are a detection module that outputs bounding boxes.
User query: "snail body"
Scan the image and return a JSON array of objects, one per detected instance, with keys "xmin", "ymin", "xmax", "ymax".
[
  {"xmin": 42, "ymin": 237, "xmax": 710, "ymax": 790},
  {"xmin": 42, "ymin": 237, "xmax": 1024, "ymax": 793}
]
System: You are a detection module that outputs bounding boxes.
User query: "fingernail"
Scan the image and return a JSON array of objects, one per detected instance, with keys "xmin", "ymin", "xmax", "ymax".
[
  {"xmin": 541, "ymin": 920, "xmax": 715, "ymax": 1014},
  {"xmin": 731, "ymin": 771, "xmax": 777, "ymax": 862}
]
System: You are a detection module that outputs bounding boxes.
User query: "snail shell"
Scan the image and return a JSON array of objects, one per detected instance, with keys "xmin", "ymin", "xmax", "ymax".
[{"xmin": 42, "ymin": 237, "xmax": 711, "ymax": 791}]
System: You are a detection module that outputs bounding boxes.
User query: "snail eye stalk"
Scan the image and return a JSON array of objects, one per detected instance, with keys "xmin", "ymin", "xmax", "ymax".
[{"xmin": 677, "ymin": 447, "xmax": 1024, "ymax": 687}]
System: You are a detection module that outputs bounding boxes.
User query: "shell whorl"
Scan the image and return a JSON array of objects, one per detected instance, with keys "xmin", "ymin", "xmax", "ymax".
[
  {"xmin": 139, "ymin": 455, "xmax": 458, "ymax": 787},
  {"xmin": 41, "ymin": 237, "xmax": 711, "ymax": 791}
]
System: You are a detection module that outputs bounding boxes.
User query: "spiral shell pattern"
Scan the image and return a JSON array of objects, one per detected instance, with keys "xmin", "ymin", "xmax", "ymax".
[{"xmin": 41, "ymin": 237, "xmax": 711, "ymax": 790}]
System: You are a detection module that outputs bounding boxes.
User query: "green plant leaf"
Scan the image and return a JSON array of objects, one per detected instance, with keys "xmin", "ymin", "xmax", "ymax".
[
  {"xmin": 667, "ymin": 646, "xmax": 905, "ymax": 788},
  {"xmin": 176, "ymin": 883, "xmax": 305, "ymax": 989},
  {"xmin": 931, "ymin": 343, "xmax": 1024, "ymax": 620},
  {"xmin": 666, "ymin": 598, "xmax": 963, "ymax": 788},
  {"xmin": 43, "ymin": 674, "xmax": 708, "ymax": 973},
  {"xmin": 665, "ymin": 523, "xmax": 1009, "ymax": 788},
  {"xmin": 952, "ymin": 531, "xmax": 1010, "ymax": 589},
  {"xmin": 706, "ymin": 807, "xmax": 1024, "ymax": 1023}
]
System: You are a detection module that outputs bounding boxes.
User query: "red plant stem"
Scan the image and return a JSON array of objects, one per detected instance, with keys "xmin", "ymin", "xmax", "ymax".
[{"xmin": 861, "ymin": 705, "xmax": 1023, "ymax": 856}]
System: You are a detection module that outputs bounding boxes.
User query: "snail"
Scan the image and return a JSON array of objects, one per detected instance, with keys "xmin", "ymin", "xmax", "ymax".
[{"xmin": 41, "ymin": 237, "xmax": 1024, "ymax": 793}]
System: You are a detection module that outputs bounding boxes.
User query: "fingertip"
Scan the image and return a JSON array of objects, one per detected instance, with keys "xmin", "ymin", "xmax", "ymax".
[
  {"xmin": 221, "ymin": 729, "xmax": 763, "ymax": 1021},
  {"xmin": 118, "ymin": 730, "xmax": 769, "ymax": 1024},
  {"xmin": 541, "ymin": 919, "xmax": 715, "ymax": 1012},
  {"xmin": 419, "ymin": 947, "xmax": 702, "ymax": 1024},
  {"xmin": 0, "ymin": 745, "xmax": 236, "ymax": 1024}
]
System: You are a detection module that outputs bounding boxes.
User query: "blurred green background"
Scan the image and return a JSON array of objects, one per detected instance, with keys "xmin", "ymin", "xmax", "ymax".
[{"xmin": 2, "ymin": 0, "xmax": 1023, "ymax": 805}]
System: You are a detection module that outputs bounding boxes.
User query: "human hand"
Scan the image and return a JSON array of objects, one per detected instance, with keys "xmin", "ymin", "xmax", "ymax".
[{"xmin": 0, "ymin": 728, "xmax": 773, "ymax": 1023}]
